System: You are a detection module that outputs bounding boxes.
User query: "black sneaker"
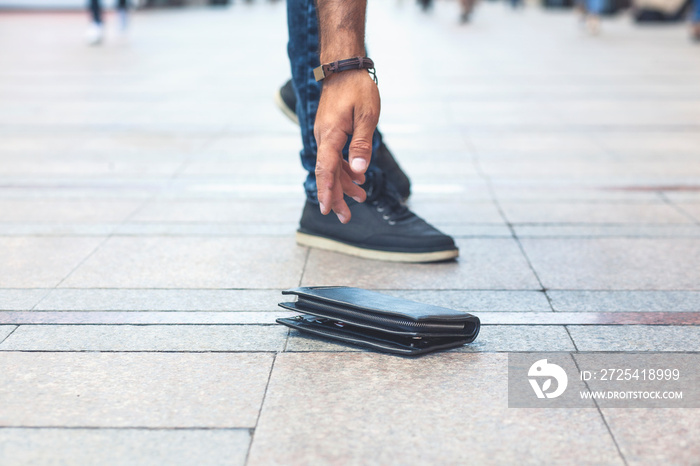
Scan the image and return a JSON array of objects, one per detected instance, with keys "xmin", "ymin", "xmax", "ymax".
[
  {"xmin": 373, "ymin": 136, "xmax": 411, "ymax": 202},
  {"xmin": 296, "ymin": 173, "xmax": 458, "ymax": 262},
  {"xmin": 275, "ymin": 79, "xmax": 411, "ymax": 201}
]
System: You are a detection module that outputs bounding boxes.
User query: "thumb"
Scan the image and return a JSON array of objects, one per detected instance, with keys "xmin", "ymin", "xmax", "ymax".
[{"xmin": 348, "ymin": 114, "xmax": 378, "ymax": 177}]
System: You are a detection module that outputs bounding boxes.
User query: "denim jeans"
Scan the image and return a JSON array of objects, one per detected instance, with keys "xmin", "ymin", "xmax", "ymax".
[
  {"xmin": 286, "ymin": 0, "xmax": 382, "ymax": 201},
  {"xmin": 89, "ymin": 0, "xmax": 127, "ymax": 24},
  {"xmin": 586, "ymin": 0, "xmax": 605, "ymax": 15},
  {"xmin": 693, "ymin": 0, "xmax": 700, "ymax": 22}
]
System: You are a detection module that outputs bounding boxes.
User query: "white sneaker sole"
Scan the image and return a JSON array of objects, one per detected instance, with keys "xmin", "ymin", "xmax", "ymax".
[
  {"xmin": 274, "ymin": 89, "xmax": 299, "ymax": 125},
  {"xmin": 296, "ymin": 231, "xmax": 459, "ymax": 263}
]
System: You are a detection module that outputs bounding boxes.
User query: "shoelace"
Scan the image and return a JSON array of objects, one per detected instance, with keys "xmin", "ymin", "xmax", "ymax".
[{"xmin": 364, "ymin": 171, "xmax": 414, "ymax": 225}]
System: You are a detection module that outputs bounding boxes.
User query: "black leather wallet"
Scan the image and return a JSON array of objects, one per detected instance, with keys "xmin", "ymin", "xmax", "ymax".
[{"xmin": 277, "ymin": 286, "xmax": 480, "ymax": 356}]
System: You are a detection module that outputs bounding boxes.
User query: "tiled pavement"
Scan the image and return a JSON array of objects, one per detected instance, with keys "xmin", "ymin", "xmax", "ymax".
[{"xmin": 1, "ymin": 1, "xmax": 700, "ymax": 464}]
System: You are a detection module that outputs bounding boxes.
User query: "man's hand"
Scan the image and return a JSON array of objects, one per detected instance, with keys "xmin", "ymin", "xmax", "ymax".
[{"xmin": 313, "ymin": 69, "xmax": 380, "ymax": 223}]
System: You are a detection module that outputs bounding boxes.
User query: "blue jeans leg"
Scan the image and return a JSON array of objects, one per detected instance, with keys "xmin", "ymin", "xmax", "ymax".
[
  {"xmin": 586, "ymin": 0, "xmax": 605, "ymax": 14},
  {"xmin": 89, "ymin": 0, "xmax": 102, "ymax": 23},
  {"xmin": 693, "ymin": 0, "xmax": 700, "ymax": 22},
  {"xmin": 286, "ymin": 0, "xmax": 382, "ymax": 201}
]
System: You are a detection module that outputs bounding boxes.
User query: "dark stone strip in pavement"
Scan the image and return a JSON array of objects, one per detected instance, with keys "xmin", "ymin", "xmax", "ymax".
[{"xmin": 1, "ymin": 311, "xmax": 699, "ymax": 325}]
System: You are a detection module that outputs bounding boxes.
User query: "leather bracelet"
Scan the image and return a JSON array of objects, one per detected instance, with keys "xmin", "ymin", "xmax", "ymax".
[{"xmin": 313, "ymin": 56, "xmax": 377, "ymax": 84}]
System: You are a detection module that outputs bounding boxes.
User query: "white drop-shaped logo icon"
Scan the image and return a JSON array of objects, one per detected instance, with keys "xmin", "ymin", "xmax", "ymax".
[{"xmin": 528, "ymin": 359, "xmax": 568, "ymax": 399}]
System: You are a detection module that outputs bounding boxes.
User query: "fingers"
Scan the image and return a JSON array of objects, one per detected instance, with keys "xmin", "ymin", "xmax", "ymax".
[
  {"xmin": 330, "ymin": 173, "xmax": 351, "ymax": 224},
  {"xmin": 341, "ymin": 159, "xmax": 365, "ymax": 186},
  {"xmin": 315, "ymin": 140, "xmax": 342, "ymax": 216},
  {"xmin": 340, "ymin": 161, "xmax": 367, "ymax": 203},
  {"xmin": 316, "ymin": 132, "xmax": 355, "ymax": 223},
  {"xmin": 315, "ymin": 147, "xmax": 366, "ymax": 224}
]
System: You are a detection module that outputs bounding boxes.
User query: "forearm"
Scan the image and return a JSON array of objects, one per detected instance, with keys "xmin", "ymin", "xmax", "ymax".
[{"xmin": 316, "ymin": 0, "xmax": 367, "ymax": 63}]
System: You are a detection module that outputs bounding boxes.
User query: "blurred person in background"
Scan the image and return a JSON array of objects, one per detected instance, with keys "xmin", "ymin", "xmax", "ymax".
[
  {"xmin": 692, "ymin": 0, "xmax": 700, "ymax": 41},
  {"xmin": 580, "ymin": 0, "xmax": 605, "ymax": 34},
  {"xmin": 460, "ymin": 0, "xmax": 478, "ymax": 22},
  {"xmin": 86, "ymin": 0, "xmax": 130, "ymax": 45}
]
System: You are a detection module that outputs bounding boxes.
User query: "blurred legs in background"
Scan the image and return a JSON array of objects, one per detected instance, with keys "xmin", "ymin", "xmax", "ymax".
[
  {"xmin": 460, "ymin": 0, "xmax": 477, "ymax": 22},
  {"xmin": 86, "ymin": 0, "xmax": 129, "ymax": 45},
  {"xmin": 692, "ymin": 0, "xmax": 700, "ymax": 41},
  {"xmin": 585, "ymin": 0, "xmax": 605, "ymax": 34}
]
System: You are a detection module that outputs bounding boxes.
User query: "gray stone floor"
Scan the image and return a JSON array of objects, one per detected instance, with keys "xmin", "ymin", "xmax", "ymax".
[{"xmin": 1, "ymin": 1, "xmax": 700, "ymax": 464}]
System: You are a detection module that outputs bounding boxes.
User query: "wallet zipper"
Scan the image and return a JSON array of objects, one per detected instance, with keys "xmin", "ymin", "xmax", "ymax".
[{"xmin": 297, "ymin": 298, "xmax": 468, "ymax": 332}]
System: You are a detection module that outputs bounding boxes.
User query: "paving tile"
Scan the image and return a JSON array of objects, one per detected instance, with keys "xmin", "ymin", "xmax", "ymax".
[
  {"xmin": 555, "ymin": 100, "xmax": 700, "ymax": 126},
  {"xmin": 663, "ymin": 191, "xmax": 700, "ymax": 202},
  {"xmin": 72, "ymin": 132, "xmax": 209, "ymax": 156},
  {"xmin": 197, "ymin": 135, "xmax": 300, "ymax": 158},
  {"xmin": 520, "ymin": 238, "xmax": 700, "ymax": 290},
  {"xmin": 60, "ymin": 236, "xmax": 307, "ymax": 289},
  {"xmin": 131, "ymin": 199, "xmax": 302, "ymax": 224},
  {"xmin": 394, "ymin": 158, "xmax": 480, "ymax": 179},
  {"xmin": 548, "ymin": 291, "xmax": 700, "ymax": 312},
  {"xmin": 514, "ymin": 225, "xmax": 700, "ymax": 238},
  {"xmin": 501, "ymin": 202, "xmax": 691, "ymax": 224},
  {"xmin": 407, "ymin": 200, "xmax": 504, "ymax": 224},
  {"xmin": 0, "ymin": 324, "xmax": 287, "ymax": 352},
  {"xmin": 0, "ymin": 326, "xmax": 17, "ymax": 343},
  {"xmin": 449, "ymin": 101, "xmax": 563, "ymax": 126},
  {"xmin": 0, "ymin": 134, "xmax": 77, "ymax": 155},
  {"xmin": 592, "ymin": 132, "xmax": 700, "ymax": 156},
  {"xmin": 0, "ymin": 428, "xmax": 250, "ymax": 466},
  {"xmin": 112, "ymin": 223, "xmax": 293, "ymax": 237},
  {"xmin": 567, "ymin": 325, "xmax": 700, "ymax": 352},
  {"xmin": 409, "ymin": 181, "xmax": 494, "ymax": 201},
  {"xmin": 455, "ymin": 325, "xmax": 575, "ymax": 352},
  {"xmin": 302, "ymin": 238, "xmax": 540, "ymax": 290},
  {"xmin": 0, "ymin": 185, "xmax": 157, "ymax": 201},
  {"xmin": 601, "ymin": 409, "xmax": 700, "ymax": 465},
  {"xmin": 0, "ymin": 352, "xmax": 273, "ymax": 427},
  {"xmin": 0, "ymin": 199, "xmax": 143, "ymax": 223},
  {"xmin": 0, "ymin": 102, "xmax": 137, "ymax": 127},
  {"xmin": 436, "ymin": 224, "xmax": 513, "ymax": 237},
  {"xmin": 0, "ymin": 224, "xmax": 118, "ymax": 236},
  {"xmin": 0, "ymin": 153, "xmax": 185, "ymax": 177},
  {"xmin": 0, "ymin": 289, "xmax": 49, "ymax": 311},
  {"xmin": 674, "ymin": 202, "xmax": 700, "ymax": 223},
  {"xmin": 479, "ymin": 157, "xmax": 621, "ymax": 179},
  {"xmin": 385, "ymin": 290, "xmax": 552, "ymax": 312},
  {"xmin": 490, "ymin": 184, "xmax": 662, "ymax": 202},
  {"xmin": 180, "ymin": 160, "xmax": 304, "ymax": 177},
  {"xmin": 468, "ymin": 133, "xmax": 604, "ymax": 157},
  {"xmin": 0, "ymin": 237, "xmax": 105, "ymax": 288},
  {"xmin": 35, "ymin": 289, "xmax": 284, "ymax": 311},
  {"xmin": 248, "ymin": 353, "xmax": 622, "ymax": 465}
]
